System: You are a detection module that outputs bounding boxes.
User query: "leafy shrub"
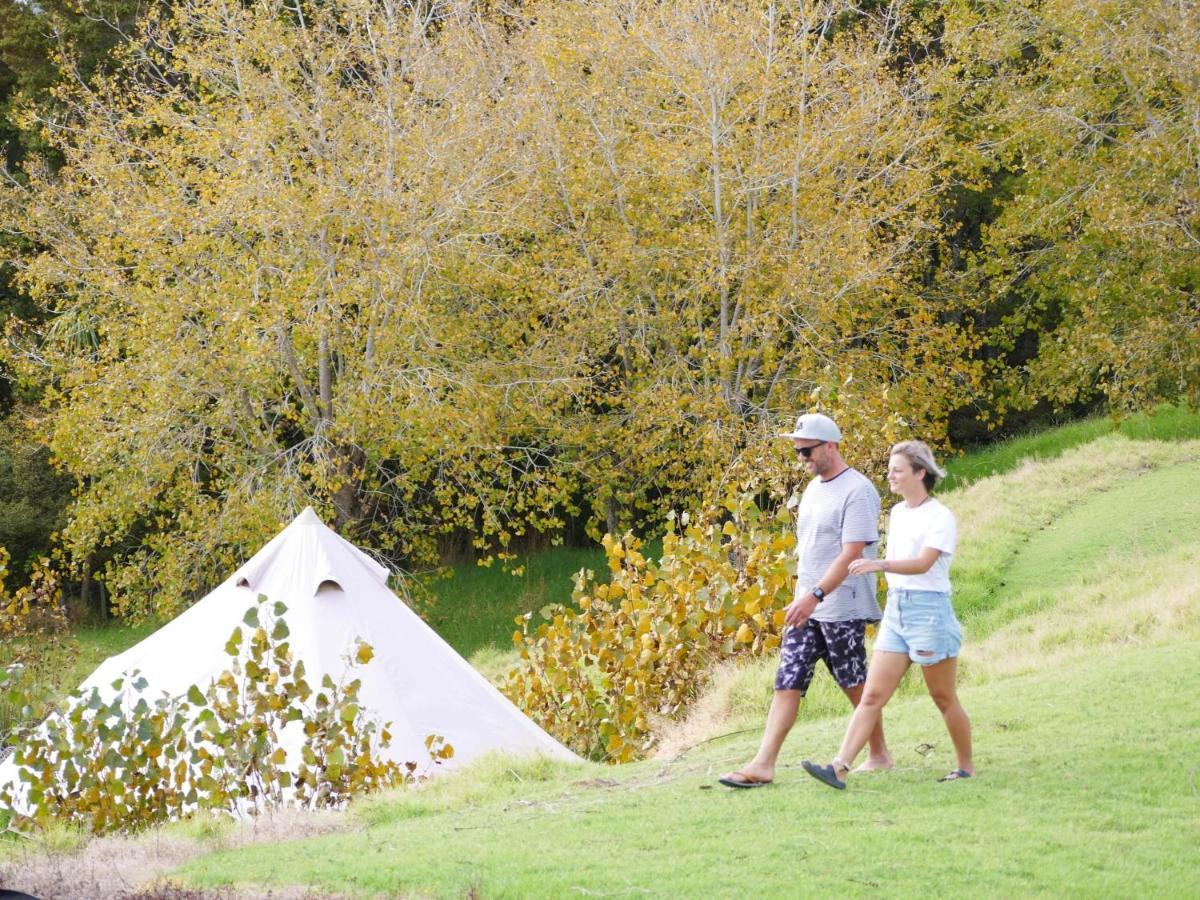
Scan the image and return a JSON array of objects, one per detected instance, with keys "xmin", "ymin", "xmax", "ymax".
[
  {"xmin": 0, "ymin": 559, "xmax": 75, "ymax": 741},
  {"xmin": 0, "ymin": 595, "xmax": 451, "ymax": 834},
  {"xmin": 503, "ymin": 495, "xmax": 795, "ymax": 762},
  {"xmin": 0, "ymin": 550, "xmax": 68, "ymax": 637}
]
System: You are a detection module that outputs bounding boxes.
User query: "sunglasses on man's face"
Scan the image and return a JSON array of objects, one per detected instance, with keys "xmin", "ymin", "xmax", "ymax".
[{"xmin": 796, "ymin": 443, "xmax": 824, "ymax": 458}]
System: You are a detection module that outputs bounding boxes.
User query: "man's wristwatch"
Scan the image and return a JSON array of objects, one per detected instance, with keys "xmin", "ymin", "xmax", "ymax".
[{"xmin": 811, "ymin": 586, "xmax": 826, "ymax": 602}]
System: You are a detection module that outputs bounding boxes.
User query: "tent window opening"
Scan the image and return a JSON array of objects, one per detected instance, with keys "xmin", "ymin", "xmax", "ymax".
[{"xmin": 316, "ymin": 579, "xmax": 343, "ymax": 594}]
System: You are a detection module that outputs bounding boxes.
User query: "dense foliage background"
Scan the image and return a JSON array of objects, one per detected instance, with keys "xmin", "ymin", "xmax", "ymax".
[{"xmin": 0, "ymin": 0, "xmax": 1195, "ymax": 620}]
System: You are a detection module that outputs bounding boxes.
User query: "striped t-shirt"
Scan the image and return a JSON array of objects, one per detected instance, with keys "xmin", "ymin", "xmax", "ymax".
[{"xmin": 793, "ymin": 467, "xmax": 883, "ymax": 623}]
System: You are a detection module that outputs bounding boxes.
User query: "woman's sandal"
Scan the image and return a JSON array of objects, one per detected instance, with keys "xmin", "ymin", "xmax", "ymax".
[
  {"xmin": 802, "ymin": 758, "xmax": 849, "ymax": 790},
  {"xmin": 938, "ymin": 769, "xmax": 973, "ymax": 782}
]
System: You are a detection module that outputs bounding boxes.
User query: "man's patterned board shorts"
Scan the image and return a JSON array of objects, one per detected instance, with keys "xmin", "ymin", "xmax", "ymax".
[{"xmin": 774, "ymin": 618, "xmax": 871, "ymax": 693}]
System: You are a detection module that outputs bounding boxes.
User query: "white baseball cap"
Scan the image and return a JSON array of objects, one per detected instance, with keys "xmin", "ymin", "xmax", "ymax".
[{"xmin": 779, "ymin": 412, "xmax": 842, "ymax": 443}]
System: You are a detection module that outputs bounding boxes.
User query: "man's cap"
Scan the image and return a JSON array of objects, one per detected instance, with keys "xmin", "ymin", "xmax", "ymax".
[{"xmin": 778, "ymin": 412, "xmax": 842, "ymax": 443}]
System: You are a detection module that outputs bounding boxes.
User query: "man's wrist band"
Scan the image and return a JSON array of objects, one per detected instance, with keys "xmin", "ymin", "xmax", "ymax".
[{"xmin": 812, "ymin": 586, "xmax": 826, "ymax": 602}]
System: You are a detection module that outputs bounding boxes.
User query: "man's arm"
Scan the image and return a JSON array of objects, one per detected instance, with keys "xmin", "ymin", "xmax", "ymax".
[{"xmin": 785, "ymin": 540, "xmax": 868, "ymax": 626}]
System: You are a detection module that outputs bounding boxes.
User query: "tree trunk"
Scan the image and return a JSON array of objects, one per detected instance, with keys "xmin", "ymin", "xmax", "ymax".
[
  {"xmin": 331, "ymin": 444, "xmax": 366, "ymax": 532},
  {"xmin": 80, "ymin": 557, "xmax": 100, "ymax": 621},
  {"xmin": 605, "ymin": 495, "xmax": 620, "ymax": 538}
]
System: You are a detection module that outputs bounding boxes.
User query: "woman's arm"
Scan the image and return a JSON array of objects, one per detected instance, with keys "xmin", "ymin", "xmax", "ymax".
[{"xmin": 848, "ymin": 546, "xmax": 942, "ymax": 577}]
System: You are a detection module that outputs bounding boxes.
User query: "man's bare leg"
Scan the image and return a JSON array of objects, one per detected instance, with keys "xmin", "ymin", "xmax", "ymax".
[
  {"xmin": 841, "ymin": 682, "xmax": 894, "ymax": 771},
  {"xmin": 718, "ymin": 689, "xmax": 801, "ymax": 784}
]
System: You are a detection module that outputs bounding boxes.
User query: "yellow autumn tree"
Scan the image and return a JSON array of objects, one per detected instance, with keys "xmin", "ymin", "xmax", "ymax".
[
  {"xmin": 0, "ymin": 0, "xmax": 1027, "ymax": 615},
  {"xmin": 2, "ymin": 0, "xmax": 583, "ymax": 616},
  {"xmin": 510, "ymin": 0, "xmax": 984, "ymax": 528},
  {"xmin": 936, "ymin": 0, "xmax": 1199, "ymax": 415}
]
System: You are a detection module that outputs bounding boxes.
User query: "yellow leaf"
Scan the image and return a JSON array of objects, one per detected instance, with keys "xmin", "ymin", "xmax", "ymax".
[{"xmin": 356, "ymin": 642, "xmax": 375, "ymax": 665}]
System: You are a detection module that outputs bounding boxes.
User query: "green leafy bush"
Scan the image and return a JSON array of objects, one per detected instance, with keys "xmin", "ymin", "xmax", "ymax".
[
  {"xmin": 503, "ymin": 495, "xmax": 795, "ymax": 762},
  {"xmin": 0, "ymin": 595, "xmax": 451, "ymax": 834},
  {"xmin": 0, "ymin": 549, "xmax": 68, "ymax": 637}
]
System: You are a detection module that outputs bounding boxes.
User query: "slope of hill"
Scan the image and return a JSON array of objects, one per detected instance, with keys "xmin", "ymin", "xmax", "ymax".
[
  {"xmin": 172, "ymin": 638, "xmax": 1200, "ymax": 898},
  {"xmin": 175, "ymin": 433, "xmax": 1200, "ymax": 897},
  {"xmin": 3, "ymin": 428, "xmax": 1199, "ymax": 898}
]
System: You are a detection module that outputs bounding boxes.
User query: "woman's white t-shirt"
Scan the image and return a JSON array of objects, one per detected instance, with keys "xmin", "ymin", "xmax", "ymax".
[{"xmin": 884, "ymin": 498, "xmax": 957, "ymax": 592}]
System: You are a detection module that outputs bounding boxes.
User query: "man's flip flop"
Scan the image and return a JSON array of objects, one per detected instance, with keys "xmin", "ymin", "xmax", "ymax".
[
  {"xmin": 717, "ymin": 771, "xmax": 773, "ymax": 789},
  {"xmin": 802, "ymin": 760, "xmax": 846, "ymax": 790},
  {"xmin": 938, "ymin": 769, "xmax": 973, "ymax": 782}
]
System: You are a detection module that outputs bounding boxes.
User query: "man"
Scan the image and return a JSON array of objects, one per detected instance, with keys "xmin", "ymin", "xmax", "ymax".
[{"xmin": 718, "ymin": 412, "xmax": 893, "ymax": 787}]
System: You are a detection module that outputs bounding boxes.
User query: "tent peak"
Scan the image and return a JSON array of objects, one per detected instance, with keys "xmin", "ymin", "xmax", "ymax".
[
  {"xmin": 294, "ymin": 506, "xmax": 323, "ymax": 526},
  {"xmin": 232, "ymin": 506, "xmax": 391, "ymax": 594}
]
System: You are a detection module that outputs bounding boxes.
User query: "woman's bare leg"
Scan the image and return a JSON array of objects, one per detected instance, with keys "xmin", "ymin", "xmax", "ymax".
[
  {"xmin": 839, "ymin": 682, "xmax": 893, "ymax": 770},
  {"xmin": 921, "ymin": 656, "xmax": 973, "ymax": 774},
  {"xmin": 833, "ymin": 651, "xmax": 910, "ymax": 773}
]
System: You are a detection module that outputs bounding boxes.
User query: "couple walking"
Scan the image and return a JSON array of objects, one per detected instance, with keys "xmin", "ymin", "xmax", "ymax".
[{"xmin": 719, "ymin": 413, "xmax": 974, "ymax": 791}]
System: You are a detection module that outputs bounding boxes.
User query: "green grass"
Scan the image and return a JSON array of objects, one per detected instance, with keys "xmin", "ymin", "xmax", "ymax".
[
  {"xmin": 423, "ymin": 546, "xmax": 605, "ymax": 660},
  {"xmin": 972, "ymin": 458, "xmax": 1200, "ymax": 635},
  {"xmin": 945, "ymin": 433, "xmax": 1200, "ymax": 626},
  {"xmin": 69, "ymin": 622, "xmax": 158, "ymax": 682},
  {"xmin": 174, "ymin": 638, "xmax": 1200, "ymax": 898},
  {"xmin": 160, "ymin": 430, "xmax": 1200, "ymax": 897},
  {"xmin": 1001, "ymin": 459, "xmax": 1199, "ymax": 585},
  {"xmin": 6, "ymin": 415, "xmax": 1200, "ymax": 894},
  {"xmin": 941, "ymin": 402, "xmax": 1200, "ymax": 491}
]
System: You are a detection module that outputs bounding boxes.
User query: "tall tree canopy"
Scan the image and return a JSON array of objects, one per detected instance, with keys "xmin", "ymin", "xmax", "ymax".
[
  {"xmin": 0, "ymin": 0, "xmax": 1195, "ymax": 617},
  {"xmin": 941, "ymin": 0, "xmax": 1200, "ymax": 413}
]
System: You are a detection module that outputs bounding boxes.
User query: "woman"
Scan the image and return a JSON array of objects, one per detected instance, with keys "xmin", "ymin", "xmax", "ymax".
[{"xmin": 802, "ymin": 440, "xmax": 974, "ymax": 789}]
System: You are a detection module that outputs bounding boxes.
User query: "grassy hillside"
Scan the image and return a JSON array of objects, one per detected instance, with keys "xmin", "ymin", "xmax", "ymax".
[
  {"xmin": 172, "ymin": 639, "xmax": 1200, "ymax": 898},
  {"xmin": 939, "ymin": 401, "xmax": 1200, "ymax": 491},
  {"xmin": 168, "ymin": 429, "xmax": 1200, "ymax": 897},
  {"xmin": 3, "ymin": 412, "xmax": 1199, "ymax": 897}
]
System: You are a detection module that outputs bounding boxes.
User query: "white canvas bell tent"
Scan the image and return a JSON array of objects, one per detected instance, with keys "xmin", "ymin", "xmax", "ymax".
[{"xmin": 41, "ymin": 507, "xmax": 574, "ymax": 774}]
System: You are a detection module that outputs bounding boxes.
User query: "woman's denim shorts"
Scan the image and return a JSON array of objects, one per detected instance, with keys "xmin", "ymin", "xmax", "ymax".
[{"xmin": 875, "ymin": 589, "xmax": 962, "ymax": 665}]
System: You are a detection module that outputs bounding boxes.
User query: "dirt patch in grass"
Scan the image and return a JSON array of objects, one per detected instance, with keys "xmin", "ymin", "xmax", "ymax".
[{"xmin": 0, "ymin": 808, "xmax": 353, "ymax": 899}]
